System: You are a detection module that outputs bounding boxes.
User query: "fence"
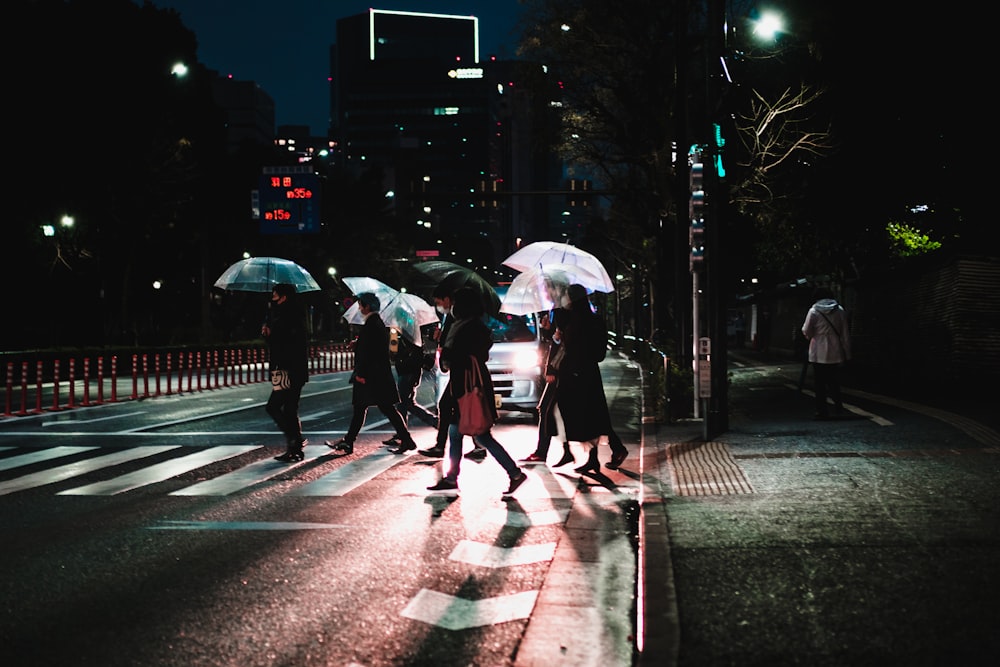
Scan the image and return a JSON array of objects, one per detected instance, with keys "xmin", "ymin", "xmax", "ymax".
[{"xmin": 3, "ymin": 343, "xmax": 354, "ymax": 418}]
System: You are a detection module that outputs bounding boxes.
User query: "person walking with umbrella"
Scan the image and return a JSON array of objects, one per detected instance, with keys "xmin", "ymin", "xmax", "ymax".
[
  {"xmin": 263, "ymin": 283, "xmax": 310, "ymax": 462},
  {"xmin": 326, "ymin": 292, "xmax": 418, "ymax": 455},
  {"xmin": 419, "ymin": 285, "xmax": 486, "ymax": 461},
  {"xmin": 555, "ymin": 284, "xmax": 628, "ymax": 473},
  {"xmin": 426, "ymin": 287, "xmax": 527, "ymax": 497},
  {"xmin": 520, "ymin": 278, "xmax": 574, "ymax": 467}
]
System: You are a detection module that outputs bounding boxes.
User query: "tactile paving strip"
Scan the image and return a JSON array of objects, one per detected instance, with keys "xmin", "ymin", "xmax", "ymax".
[{"xmin": 666, "ymin": 441, "xmax": 755, "ymax": 496}]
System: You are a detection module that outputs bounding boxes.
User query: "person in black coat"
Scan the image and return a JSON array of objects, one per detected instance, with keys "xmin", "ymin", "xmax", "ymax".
[
  {"xmin": 520, "ymin": 282, "xmax": 573, "ymax": 467},
  {"xmin": 325, "ymin": 292, "xmax": 417, "ymax": 455},
  {"xmin": 426, "ymin": 287, "xmax": 527, "ymax": 498},
  {"xmin": 263, "ymin": 283, "xmax": 310, "ymax": 462},
  {"xmin": 555, "ymin": 284, "xmax": 628, "ymax": 472}
]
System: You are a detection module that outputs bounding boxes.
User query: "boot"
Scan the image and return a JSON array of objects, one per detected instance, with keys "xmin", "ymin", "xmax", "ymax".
[
  {"xmin": 275, "ymin": 436, "xmax": 306, "ymax": 462},
  {"xmin": 574, "ymin": 444, "xmax": 600, "ymax": 474},
  {"xmin": 553, "ymin": 443, "xmax": 575, "ymax": 467}
]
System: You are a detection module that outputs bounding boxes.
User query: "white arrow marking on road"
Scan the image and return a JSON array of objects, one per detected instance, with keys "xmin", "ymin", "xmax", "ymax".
[
  {"xmin": 401, "ymin": 589, "xmax": 538, "ymax": 630},
  {"xmin": 0, "ymin": 446, "xmax": 180, "ymax": 496},
  {"xmin": 449, "ymin": 539, "xmax": 556, "ymax": 568},
  {"xmin": 484, "ymin": 507, "xmax": 569, "ymax": 527},
  {"xmin": 57, "ymin": 445, "xmax": 258, "ymax": 495},
  {"xmin": 146, "ymin": 520, "xmax": 349, "ymax": 530}
]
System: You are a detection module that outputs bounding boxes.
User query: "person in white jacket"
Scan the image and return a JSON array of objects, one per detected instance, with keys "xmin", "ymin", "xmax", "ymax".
[{"xmin": 801, "ymin": 287, "xmax": 851, "ymax": 419}]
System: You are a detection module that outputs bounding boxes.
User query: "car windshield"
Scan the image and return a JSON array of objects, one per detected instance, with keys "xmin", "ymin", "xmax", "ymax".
[{"xmin": 486, "ymin": 312, "xmax": 538, "ymax": 343}]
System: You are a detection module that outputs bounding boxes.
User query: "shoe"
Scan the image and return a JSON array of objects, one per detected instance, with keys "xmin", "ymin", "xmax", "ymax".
[
  {"xmin": 383, "ymin": 435, "xmax": 402, "ymax": 446},
  {"xmin": 274, "ymin": 451, "xmax": 304, "ymax": 462},
  {"xmin": 503, "ymin": 471, "xmax": 527, "ymax": 497},
  {"xmin": 419, "ymin": 445, "xmax": 445, "ymax": 457},
  {"xmin": 606, "ymin": 449, "xmax": 628, "ymax": 470},
  {"xmin": 388, "ymin": 441, "xmax": 417, "ymax": 454},
  {"xmin": 575, "ymin": 448, "xmax": 601, "ymax": 474},
  {"xmin": 325, "ymin": 439, "xmax": 354, "ymax": 455},
  {"xmin": 427, "ymin": 478, "xmax": 458, "ymax": 491},
  {"xmin": 519, "ymin": 452, "xmax": 546, "ymax": 464},
  {"xmin": 553, "ymin": 448, "xmax": 575, "ymax": 467},
  {"xmin": 464, "ymin": 447, "xmax": 487, "ymax": 462}
]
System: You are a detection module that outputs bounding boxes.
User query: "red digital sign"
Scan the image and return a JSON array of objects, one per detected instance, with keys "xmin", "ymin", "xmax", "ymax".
[{"xmin": 254, "ymin": 169, "xmax": 320, "ymax": 234}]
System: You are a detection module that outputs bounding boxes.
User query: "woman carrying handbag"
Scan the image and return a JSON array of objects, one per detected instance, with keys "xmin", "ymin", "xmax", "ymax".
[{"xmin": 426, "ymin": 287, "xmax": 527, "ymax": 498}]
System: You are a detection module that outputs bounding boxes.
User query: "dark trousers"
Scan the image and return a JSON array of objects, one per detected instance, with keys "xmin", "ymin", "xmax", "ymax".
[
  {"xmin": 345, "ymin": 403, "xmax": 415, "ymax": 445},
  {"xmin": 265, "ymin": 383, "xmax": 304, "ymax": 445},
  {"xmin": 812, "ymin": 362, "xmax": 843, "ymax": 415},
  {"xmin": 535, "ymin": 380, "xmax": 561, "ymax": 458},
  {"xmin": 395, "ymin": 370, "xmax": 437, "ymax": 428},
  {"xmin": 434, "ymin": 392, "xmax": 456, "ymax": 449}
]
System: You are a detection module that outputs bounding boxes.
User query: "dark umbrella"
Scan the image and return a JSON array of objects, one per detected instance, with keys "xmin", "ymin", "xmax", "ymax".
[{"xmin": 411, "ymin": 260, "xmax": 501, "ymax": 316}]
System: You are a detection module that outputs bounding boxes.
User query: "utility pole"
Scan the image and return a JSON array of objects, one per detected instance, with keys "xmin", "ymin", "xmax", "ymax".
[{"xmin": 704, "ymin": 0, "xmax": 729, "ymax": 437}]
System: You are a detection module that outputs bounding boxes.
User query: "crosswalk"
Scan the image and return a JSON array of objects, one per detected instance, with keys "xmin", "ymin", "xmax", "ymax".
[{"xmin": 0, "ymin": 443, "xmax": 590, "ymax": 499}]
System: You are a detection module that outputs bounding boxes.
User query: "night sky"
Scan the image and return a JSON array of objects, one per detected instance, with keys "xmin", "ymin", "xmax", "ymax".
[{"xmin": 145, "ymin": 1, "xmax": 526, "ymax": 135}]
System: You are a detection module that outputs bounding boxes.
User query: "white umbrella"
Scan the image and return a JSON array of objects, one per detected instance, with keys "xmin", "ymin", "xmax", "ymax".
[
  {"xmin": 381, "ymin": 292, "xmax": 439, "ymax": 346},
  {"xmin": 341, "ymin": 276, "xmax": 400, "ymax": 307},
  {"xmin": 499, "ymin": 263, "xmax": 605, "ymax": 315},
  {"xmin": 341, "ymin": 278, "xmax": 437, "ymax": 345},
  {"xmin": 502, "ymin": 242, "xmax": 615, "ymax": 292},
  {"xmin": 214, "ymin": 256, "xmax": 321, "ymax": 293}
]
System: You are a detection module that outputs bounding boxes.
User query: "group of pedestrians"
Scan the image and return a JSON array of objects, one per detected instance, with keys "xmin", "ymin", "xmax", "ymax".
[{"xmin": 261, "ymin": 278, "xmax": 631, "ymax": 498}]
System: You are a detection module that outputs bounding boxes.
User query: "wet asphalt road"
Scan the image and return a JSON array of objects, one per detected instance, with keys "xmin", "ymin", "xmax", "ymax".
[{"xmin": 0, "ymin": 350, "xmax": 998, "ymax": 666}]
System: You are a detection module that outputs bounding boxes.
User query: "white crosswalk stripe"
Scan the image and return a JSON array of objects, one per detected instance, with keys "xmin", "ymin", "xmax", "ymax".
[
  {"xmin": 57, "ymin": 445, "xmax": 259, "ymax": 495},
  {"xmin": 0, "ymin": 446, "xmax": 179, "ymax": 496}
]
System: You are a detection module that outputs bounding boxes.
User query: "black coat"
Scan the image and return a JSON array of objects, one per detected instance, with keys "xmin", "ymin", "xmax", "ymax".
[
  {"xmin": 351, "ymin": 313, "xmax": 400, "ymax": 407},
  {"xmin": 264, "ymin": 299, "xmax": 309, "ymax": 386},
  {"xmin": 556, "ymin": 305, "xmax": 612, "ymax": 442},
  {"xmin": 393, "ymin": 335, "xmax": 424, "ymax": 376},
  {"xmin": 440, "ymin": 317, "xmax": 499, "ymax": 426}
]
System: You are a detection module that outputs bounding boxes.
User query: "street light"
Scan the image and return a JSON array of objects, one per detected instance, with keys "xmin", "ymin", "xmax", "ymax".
[{"xmin": 751, "ymin": 12, "xmax": 784, "ymax": 41}]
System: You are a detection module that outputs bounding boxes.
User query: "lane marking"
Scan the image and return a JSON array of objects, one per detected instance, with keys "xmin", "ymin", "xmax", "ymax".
[
  {"xmin": 0, "ymin": 446, "xmax": 179, "ymax": 496},
  {"xmin": 449, "ymin": 540, "xmax": 556, "ymax": 568},
  {"xmin": 290, "ymin": 447, "xmax": 414, "ymax": 496},
  {"xmin": 57, "ymin": 445, "xmax": 258, "ymax": 495},
  {"xmin": 146, "ymin": 520, "xmax": 349, "ymax": 530},
  {"xmin": 785, "ymin": 383, "xmax": 894, "ymax": 425},
  {"xmin": 0, "ymin": 446, "xmax": 98, "ymax": 472},
  {"xmin": 401, "ymin": 589, "xmax": 538, "ymax": 630},
  {"xmin": 170, "ymin": 451, "xmax": 327, "ymax": 496},
  {"xmin": 41, "ymin": 411, "xmax": 147, "ymax": 426}
]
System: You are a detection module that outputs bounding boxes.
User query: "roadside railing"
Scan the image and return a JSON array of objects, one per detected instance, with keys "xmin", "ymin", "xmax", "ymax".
[{"xmin": 2, "ymin": 343, "xmax": 354, "ymax": 418}]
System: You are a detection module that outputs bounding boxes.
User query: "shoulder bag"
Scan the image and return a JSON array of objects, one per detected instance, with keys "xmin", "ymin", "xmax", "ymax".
[{"xmin": 457, "ymin": 355, "xmax": 493, "ymax": 436}]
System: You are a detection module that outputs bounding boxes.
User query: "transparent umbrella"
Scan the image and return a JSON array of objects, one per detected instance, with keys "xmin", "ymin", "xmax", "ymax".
[
  {"xmin": 341, "ymin": 276, "xmax": 400, "ymax": 307},
  {"xmin": 213, "ymin": 256, "xmax": 321, "ymax": 293},
  {"xmin": 499, "ymin": 263, "xmax": 606, "ymax": 315},
  {"xmin": 502, "ymin": 242, "xmax": 614, "ymax": 292},
  {"xmin": 341, "ymin": 277, "xmax": 438, "ymax": 345}
]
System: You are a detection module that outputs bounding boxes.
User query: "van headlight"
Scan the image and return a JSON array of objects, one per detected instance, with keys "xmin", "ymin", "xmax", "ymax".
[{"xmin": 512, "ymin": 348, "xmax": 541, "ymax": 372}]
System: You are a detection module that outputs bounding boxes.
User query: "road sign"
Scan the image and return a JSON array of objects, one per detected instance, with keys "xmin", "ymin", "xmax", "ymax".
[{"xmin": 256, "ymin": 168, "xmax": 320, "ymax": 234}]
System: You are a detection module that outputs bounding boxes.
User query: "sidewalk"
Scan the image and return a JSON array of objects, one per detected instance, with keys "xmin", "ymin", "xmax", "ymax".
[{"xmin": 632, "ymin": 348, "xmax": 1000, "ymax": 666}]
